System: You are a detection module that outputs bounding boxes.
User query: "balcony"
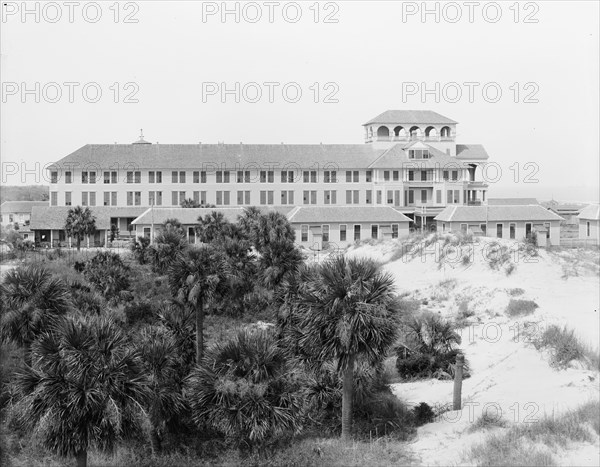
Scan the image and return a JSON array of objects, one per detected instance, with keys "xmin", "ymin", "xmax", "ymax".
[
  {"xmin": 465, "ymin": 180, "xmax": 489, "ymax": 188},
  {"xmin": 467, "ymin": 200, "xmax": 483, "ymax": 206}
]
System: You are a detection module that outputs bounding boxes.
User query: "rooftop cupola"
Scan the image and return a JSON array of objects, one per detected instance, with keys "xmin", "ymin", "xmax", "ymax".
[
  {"xmin": 363, "ymin": 110, "xmax": 457, "ymax": 146},
  {"xmin": 132, "ymin": 129, "xmax": 152, "ymax": 145}
]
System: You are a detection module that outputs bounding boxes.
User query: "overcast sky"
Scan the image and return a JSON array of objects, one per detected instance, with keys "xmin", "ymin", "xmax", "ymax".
[{"xmin": 1, "ymin": 1, "xmax": 598, "ymax": 202}]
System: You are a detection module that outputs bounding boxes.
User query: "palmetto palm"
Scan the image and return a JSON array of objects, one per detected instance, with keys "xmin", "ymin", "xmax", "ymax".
[
  {"xmin": 168, "ymin": 246, "xmax": 225, "ymax": 362},
  {"xmin": 136, "ymin": 325, "xmax": 187, "ymax": 453},
  {"xmin": 14, "ymin": 315, "xmax": 147, "ymax": 467},
  {"xmin": 297, "ymin": 256, "xmax": 398, "ymax": 440},
  {"xmin": 186, "ymin": 329, "xmax": 303, "ymax": 454},
  {"xmin": 0, "ymin": 265, "xmax": 71, "ymax": 363},
  {"xmin": 64, "ymin": 206, "xmax": 97, "ymax": 251}
]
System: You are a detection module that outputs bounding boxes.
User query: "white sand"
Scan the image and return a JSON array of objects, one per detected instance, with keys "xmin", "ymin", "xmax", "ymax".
[{"xmin": 349, "ymin": 237, "xmax": 600, "ymax": 466}]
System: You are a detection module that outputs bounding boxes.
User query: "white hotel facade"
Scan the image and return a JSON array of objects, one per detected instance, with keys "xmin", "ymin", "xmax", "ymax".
[{"xmin": 36, "ymin": 110, "xmax": 491, "ymax": 247}]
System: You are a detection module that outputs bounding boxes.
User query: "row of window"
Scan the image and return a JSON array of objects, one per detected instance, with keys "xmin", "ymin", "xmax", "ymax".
[
  {"xmin": 51, "ymin": 168, "xmax": 467, "ymax": 184},
  {"xmin": 50, "ymin": 188, "xmax": 471, "ymax": 207},
  {"xmin": 439, "ymin": 222, "xmax": 550, "ymax": 240},
  {"xmin": 300, "ymin": 224, "xmax": 400, "ymax": 242}
]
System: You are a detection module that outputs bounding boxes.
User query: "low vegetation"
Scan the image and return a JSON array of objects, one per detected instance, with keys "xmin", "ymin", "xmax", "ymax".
[
  {"xmin": 505, "ymin": 299, "xmax": 539, "ymax": 317},
  {"xmin": 466, "ymin": 400, "xmax": 600, "ymax": 466},
  {"xmin": 534, "ymin": 324, "xmax": 600, "ymax": 370}
]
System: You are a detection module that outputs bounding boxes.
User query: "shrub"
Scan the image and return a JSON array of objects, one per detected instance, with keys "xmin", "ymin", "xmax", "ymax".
[
  {"xmin": 467, "ymin": 412, "xmax": 508, "ymax": 433},
  {"xmin": 534, "ymin": 325, "xmax": 599, "ymax": 370},
  {"xmin": 508, "ymin": 287, "xmax": 525, "ymax": 296},
  {"xmin": 124, "ymin": 300, "xmax": 157, "ymax": 328},
  {"xmin": 131, "ymin": 235, "xmax": 151, "ymax": 265},
  {"xmin": 186, "ymin": 329, "xmax": 304, "ymax": 455},
  {"xmin": 396, "ymin": 312, "xmax": 470, "ymax": 380},
  {"xmin": 148, "ymin": 228, "xmax": 188, "ymax": 274},
  {"xmin": 413, "ymin": 402, "xmax": 435, "ymax": 426},
  {"xmin": 505, "ymin": 299, "xmax": 538, "ymax": 317},
  {"xmin": 82, "ymin": 251, "xmax": 131, "ymax": 301}
]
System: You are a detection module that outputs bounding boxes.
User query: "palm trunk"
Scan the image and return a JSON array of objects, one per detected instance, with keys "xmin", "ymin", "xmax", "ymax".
[
  {"xmin": 341, "ymin": 353, "xmax": 354, "ymax": 441},
  {"xmin": 196, "ymin": 296, "xmax": 204, "ymax": 363},
  {"xmin": 76, "ymin": 238, "xmax": 81, "ymax": 252},
  {"xmin": 150, "ymin": 425, "xmax": 162, "ymax": 454},
  {"xmin": 76, "ymin": 449, "xmax": 87, "ymax": 467}
]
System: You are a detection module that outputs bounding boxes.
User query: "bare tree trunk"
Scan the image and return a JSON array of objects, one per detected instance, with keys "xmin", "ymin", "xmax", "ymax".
[
  {"xmin": 341, "ymin": 353, "xmax": 354, "ymax": 441},
  {"xmin": 196, "ymin": 296, "xmax": 204, "ymax": 363},
  {"xmin": 76, "ymin": 238, "xmax": 81, "ymax": 252},
  {"xmin": 453, "ymin": 353, "xmax": 464, "ymax": 410},
  {"xmin": 76, "ymin": 449, "xmax": 87, "ymax": 467}
]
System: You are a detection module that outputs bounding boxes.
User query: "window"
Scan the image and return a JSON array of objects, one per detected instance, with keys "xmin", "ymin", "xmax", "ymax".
[
  {"xmin": 353, "ymin": 171, "xmax": 359, "ymax": 183},
  {"xmin": 51, "ymin": 171, "xmax": 58, "ymax": 184},
  {"xmin": 408, "ymin": 149, "xmax": 430, "ymax": 159},
  {"xmin": 408, "ymin": 190, "xmax": 414, "ymax": 204},
  {"xmin": 128, "ymin": 192, "xmax": 134, "ymax": 206},
  {"xmin": 324, "ymin": 190, "xmax": 336, "ymax": 205},
  {"xmin": 525, "ymin": 223, "xmax": 532, "ymax": 238},
  {"xmin": 460, "ymin": 223, "xmax": 468, "ymax": 233},
  {"xmin": 194, "ymin": 191, "xmax": 206, "ymax": 205},
  {"xmin": 303, "ymin": 191, "xmax": 310, "ymax": 205},
  {"xmin": 366, "ymin": 170, "xmax": 372, "ymax": 182},
  {"xmin": 371, "ymin": 225, "xmax": 378, "ymax": 239},
  {"xmin": 268, "ymin": 171, "xmax": 274, "ymax": 183},
  {"xmin": 322, "ymin": 225, "xmax": 330, "ymax": 242},
  {"xmin": 194, "ymin": 171, "xmax": 200, "ymax": 183},
  {"xmin": 216, "ymin": 171, "xmax": 230, "ymax": 183},
  {"xmin": 510, "ymin": 223, "xmax": 516, "ymax": 239},
  {"xmin": 51, "ymin": 192, "xmax": 57, "ymax": 205},
  {"xmin": 443, "ymin": 170, "xmax": 449, "ymax": 181},
  {"xmin": 421, "ymin": 171, "xmax": 428, "ymax": 181},
  {"xmin": 421, "ymin": 190, "xmax": 427, "ymax": 203},
  {"xmin": 384, "ymin": 170, "xmax": 390, "ymax": 181},
  {"xmin": 179, "ymin": 171, "xmax": 186, "ymax": 183},
  {"xmin": 65, "ymin": 192, "xmax": 72, "ymax": 206},
  {"xmin": 65, "ymin": 171, "xmax": 72, "ymax": 184},
  {"xmin": 171, "ymin": 191, "xmax": 178, "ymax": 206},
  {"xmin": 172, "ymin": 171, "xmax": 178, "ymax": 183},
  {"xmin": 89, "ymin": 172, "xmax": 96, "ymax": 184},
  {"xmin": 354, "ymin": 225, "xmax": 361, "ymax": 241},
  {"xmin": 480, "ymin": 224, "xmax": 487, "ymax": 235},
  {"xmin": 82, "ymin": 192, "xmax": 88, "ymax": 206},
  {"xmin": 345, "ymin": 171, "xmax": 352, "ymax": 183},
  {"xmin": 216, "ymin": 171, "xmax": 222, "ymax": 183},
  {"xmin": 387, "ymin": 190, "xmax": 394, "ymax": 204},
  {"xmin": 126, "ymin": 171, "xmax": 134, "ymax": 184},
  {"xmin": 301, "ymin": 225, "xmax": 309, "ymax": 242},
  {"xmin": 104, "ymin": 171, "xmax": 111, "ymax": 183},
  {"xmin": 324, "ymin": 170, "xmax": 337, "ymax": 183},
  {"xmin": 281, "ymin": 190, "xmax": 291, "ymax": 205},
  {"xmin": 268, "ymin": 191, "xmax": 274, "ymax": 205},
  {"xmin": 104, "ymin": 192, "xmax": 111, "ymax": 206},
  {"xmin": 149, "ymin": 192, "xmax": 155, "ymax": 206},
  {"xmin": 303, "ymin": 171, "xmax": 310, "ymax": 183},
  {"xmin": 392, "ymin": 224, "xmax": 399, "ymax": 239},
  {"xmin": 436, "ymin": 190, "xmax": 442, "ymax": 204},
  {"xmin": 149, "ymin": 171, "xmax": 155, "ymax": 183},
  {"xmin": 82, "ymin": 172, "xmax": 89, "ymax": 184},
  {"xmin": 376, "ymin": 191, "xmax": 382, "ymax": 204},
  {"xmin": 310, "ymin": 171, "xmax": 317, "ymax": 183},
  {"xmin": 156, "ymin": 171, "xmax": 162, "ymax": 183},
  {"xmin": 452, "ymin": 170, "xmax": 458, "ymax": 181},
  {"xmin": 200, "ymin": 171, "xmax": 206, "ymax": 183},
  {"xmin": 496, "ymin": 223, "xmax": 503, "ymax": 238},
  {"xmin": 223, "ymin": 191, "xmax": 230, "ymax": 205},
  {"xmin": 366, "ymin": 190, "xmax": 372, "ymax": 204},
  {"xmin": 340, "ymin": 224, "xmax": 347, "ymax": 242},
  {"xmin": 89, "ymin": 192, "xmax": 96, "ymax": 207},
  {"xmin": 310, "ymin": 191, "xmax": 317, "ymax": 204},
  {"xmin": 408, "ymin": 170, "xmax": 414, "ymax": 181},
  {"xmin": 260, "ymin": 191, "xmax": 267, "ymax": 205},
  {"xmin": 587, "ymin": 221, "xmax": 591, "ymax": 237},
  {"xmin": 353, "ymin": 190, "xmax": 359, "ymax": 204},
  {"xmin": 238, "ymin": 171, "xmax": 251, "ymax": 183},
  {"xmin": 280, "ymin": 170, "xmax": 294, "ymax": 183},
  {"xmin": 442, "ymin": 223, "xmax": 446, "ymax": 232},
  {"xmin": 393, "ymin": 170, "xmax": 399, "ymax": 181}
]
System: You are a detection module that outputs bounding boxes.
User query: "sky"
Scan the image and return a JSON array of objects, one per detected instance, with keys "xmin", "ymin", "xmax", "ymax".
[{"xmin": 1, "ymin": 0, "xmax": 599, "ymax": 203}]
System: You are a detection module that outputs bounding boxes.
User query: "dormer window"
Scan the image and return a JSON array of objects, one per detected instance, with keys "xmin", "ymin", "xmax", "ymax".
[{"xmin": 408, "ymin": 149, "xmax": 430, "ymax": 159}]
